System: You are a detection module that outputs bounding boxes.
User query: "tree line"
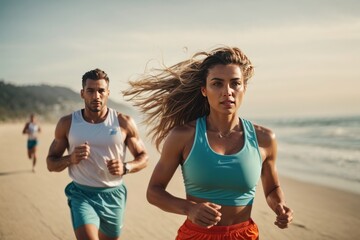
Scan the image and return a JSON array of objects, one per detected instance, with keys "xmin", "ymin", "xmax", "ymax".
[{"xmin": 0, "ymin": 80, "xmax": 129, "ymax": 122}]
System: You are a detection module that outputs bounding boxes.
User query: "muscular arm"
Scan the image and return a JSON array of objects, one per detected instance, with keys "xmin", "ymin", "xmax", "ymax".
[
  {"xmin": 22, "ymin": 123, "xmax": 29, "ymax": 134},
  {"xmin": 257, "ymin": 125, "xmax": 293, "ymax": 228},
  {"xmin": 119, "ymin": 114, "xmax": 148, "ymax": 173},
  {"xmin": 46, "ymin": 115, "xmax": 72, "ymax": 172},
  {"xmin": 147, "ymin": 125, "xmax": 221, "ymax": 228},
  {"xmin": 147, "ymin": 126, "xmax": 195, "ymax": 214}
]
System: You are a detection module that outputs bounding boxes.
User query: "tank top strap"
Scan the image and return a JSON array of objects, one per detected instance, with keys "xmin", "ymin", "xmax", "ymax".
[
  {"xmin": 241, "ymin": 118, "xmax": 258, "ymax": 149},
  {"xmin": 197, "ymin": 116, "xmax": 207, "ymax": 135}
]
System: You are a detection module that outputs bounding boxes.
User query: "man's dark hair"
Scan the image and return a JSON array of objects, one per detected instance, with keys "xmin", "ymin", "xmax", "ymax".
[{"xmin": 82, "ymin": 68, "xmax": 110, "ymax": 88}]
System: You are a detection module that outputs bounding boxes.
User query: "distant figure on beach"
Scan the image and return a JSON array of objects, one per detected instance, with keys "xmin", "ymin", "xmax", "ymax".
[
  {"xmin": 46, "ymin": 68, "xmax": 148, "ymax": 240},
  {"xmin": 124, "ymin": 46, "xmax": 293, "ymax": 239},
  {"xmin": 22, "ymin": 113, "xmax": 41, "ymax": 172}
]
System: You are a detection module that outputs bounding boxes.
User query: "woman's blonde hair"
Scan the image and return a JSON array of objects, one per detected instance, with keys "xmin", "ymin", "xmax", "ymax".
[{"xmin": 123, "ymin": 46, "xmax": 254, "ymax": 150}]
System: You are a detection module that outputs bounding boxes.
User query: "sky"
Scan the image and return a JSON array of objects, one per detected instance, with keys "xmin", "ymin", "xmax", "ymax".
[{"xmin": 1, "ymin": 0, "xmax": 359, "ymax": 118}]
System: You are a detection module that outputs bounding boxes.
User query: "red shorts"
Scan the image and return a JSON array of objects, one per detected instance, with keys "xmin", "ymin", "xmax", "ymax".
[{"xmin": 176, "ymin": 218, "xmax": 259, "ymax": 240}]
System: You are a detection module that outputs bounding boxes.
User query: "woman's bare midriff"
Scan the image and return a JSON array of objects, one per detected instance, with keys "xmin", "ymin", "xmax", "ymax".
[{"xmin": 187, "ymin": 195, "xmax": 253, "ymax": 226}]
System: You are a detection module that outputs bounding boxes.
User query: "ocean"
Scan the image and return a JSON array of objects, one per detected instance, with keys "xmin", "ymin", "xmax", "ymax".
[
  {"xmin": 132, "ymin": 110, "xmax": 360, "ymax": 195},
  {"xmin": 257, "ymin": 115, "xmax": 360, "ymax": 194}
]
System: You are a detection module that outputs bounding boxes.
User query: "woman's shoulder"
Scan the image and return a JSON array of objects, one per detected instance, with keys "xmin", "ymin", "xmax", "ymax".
[
  {"xmin": 163, "ymin": 120, "xmax": 197, "ymax": 156},
  {"xmin": 170, "ymin": 120, "xmax": 196, "ymax": 137},
  {"xmin": 253, "ymin": 123, "xmax": 276, "ymax": 147},
  {"xmin": 164, "ymin": 120, "xmax": 197, "ymax": 146}
]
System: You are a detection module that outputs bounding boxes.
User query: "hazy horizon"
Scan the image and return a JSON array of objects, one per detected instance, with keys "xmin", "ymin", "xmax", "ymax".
[{"xmin": 1, "ymin": 0, "xmax": 359, "ymax": 118}]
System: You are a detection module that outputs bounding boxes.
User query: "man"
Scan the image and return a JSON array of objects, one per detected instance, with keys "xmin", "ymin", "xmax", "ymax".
[
  {"xmin": 47, "ymin": 68, "xmax": 148, "ymax": 240},
  {"xmin": 23, "ymin": 113, "xmax": 41, "ymax": 172}
]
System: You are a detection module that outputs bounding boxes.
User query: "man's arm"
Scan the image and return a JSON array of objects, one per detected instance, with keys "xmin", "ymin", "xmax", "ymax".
[
  {"xmin": 119, "ymin": 114, "xmax": 148, "ymax": 173},
  {"xmin": 46, "ymin": 115, "xmax": 72, "ymax": 172},
  {"xmin": 22, "ymin": 122, "xmax": 29, "ymax": 134}
]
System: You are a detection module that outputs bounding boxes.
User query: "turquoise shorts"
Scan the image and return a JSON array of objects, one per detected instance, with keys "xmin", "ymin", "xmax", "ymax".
[
  {"xmin": 65, "ymin": 181, "xmax": 127, "ymax": 238},
  {"xmin": 27, "ymin": 139, "xmax": 37, "ymax": 149}
]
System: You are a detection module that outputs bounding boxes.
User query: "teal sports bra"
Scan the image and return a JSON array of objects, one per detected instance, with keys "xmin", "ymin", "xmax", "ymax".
[{"xmin": 181, "ymin": 116, "xmax": 262, "ymax": 206}]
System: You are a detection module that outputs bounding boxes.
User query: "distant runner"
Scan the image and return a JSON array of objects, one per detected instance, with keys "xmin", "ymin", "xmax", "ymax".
[{"xmin": 22, "ymin": 113, "xmax": 41, "ymax": 172}]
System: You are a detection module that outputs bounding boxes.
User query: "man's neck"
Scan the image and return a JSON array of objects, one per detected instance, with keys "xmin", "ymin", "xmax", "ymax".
[{"xmin": 82, "ymin": 107, "xmax": 109, "ymax": 124}]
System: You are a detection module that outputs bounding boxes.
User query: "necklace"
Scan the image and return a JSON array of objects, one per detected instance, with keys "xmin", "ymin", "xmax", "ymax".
[
  {"xmin": 216, "ymin": 120, "xmax": 240, "ymax": 138},
  {"xmin": 207, "ymin": 116, "xmax": 240, "ymax": 139},
  {"xmin": 218, "ymin": 131, "xmax": 235, "ymax": 138}
]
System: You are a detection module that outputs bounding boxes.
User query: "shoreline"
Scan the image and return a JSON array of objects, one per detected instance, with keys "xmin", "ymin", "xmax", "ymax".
[
  {"xmin": 278, "ymin": 168, "xmax": 360, "ymax": 195},
  {"xmin": 1, "ymin": 123, "xmax": 359, "ymax": 239}
]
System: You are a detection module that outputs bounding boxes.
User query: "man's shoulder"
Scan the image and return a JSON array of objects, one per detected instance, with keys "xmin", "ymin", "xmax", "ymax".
[
  {"xmin": 58, "ymin": 113, "xmax": 73, "ymax": 126},
  {"xmin": 115, "ymin": 112, "xmax": 131, "ymax": 126},
  {"xmin": 111, "ymin": 108, "xmax": 135, "ymax": 124}
]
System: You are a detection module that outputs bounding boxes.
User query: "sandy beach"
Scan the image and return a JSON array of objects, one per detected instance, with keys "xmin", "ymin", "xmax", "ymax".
[{"xmin": 0, "ymin": 123, "xmax": 359, "ymax": 240}]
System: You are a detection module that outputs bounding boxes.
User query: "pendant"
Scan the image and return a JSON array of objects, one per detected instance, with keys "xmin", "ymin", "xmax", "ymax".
[{"xmin": 218, "ymin": 131, "xmax": 233, "ymax": 138}]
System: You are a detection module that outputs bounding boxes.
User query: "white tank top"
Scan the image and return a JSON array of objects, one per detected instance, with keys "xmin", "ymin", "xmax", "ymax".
[
  {"xmin": 68, "ymin": 108, "xmax": 126, "ymax": 187},
  {"xmin": 28, "ymin": 122, "xmax": 39, "ymax": 140}
]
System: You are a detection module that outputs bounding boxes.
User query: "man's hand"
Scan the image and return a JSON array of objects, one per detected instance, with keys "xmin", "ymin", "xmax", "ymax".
[
  {"xmin": 106, "ymin": 159, "xmax": 124, "ymax": 176},
  {"xmin": 70, "ymin": 142, "xmax": 90, "ymax": 164}
]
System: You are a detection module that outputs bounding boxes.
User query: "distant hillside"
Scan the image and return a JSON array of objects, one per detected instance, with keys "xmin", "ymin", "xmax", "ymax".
[{"xmin": 0, "ymin": 81, "xmax": 135, "ymax": 122}]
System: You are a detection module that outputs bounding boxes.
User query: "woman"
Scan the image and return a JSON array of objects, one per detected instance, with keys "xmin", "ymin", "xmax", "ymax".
[{"xmin": 124, "ymin": 46, "xmax": 293, "ymax": 239}]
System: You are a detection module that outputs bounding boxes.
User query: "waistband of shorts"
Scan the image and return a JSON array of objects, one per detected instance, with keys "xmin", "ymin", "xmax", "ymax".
[
  {"xmin": 183, "ymin": 218, "xmax": 255, "ymax": 233},
  {"xmin": 73, "ymin": 181, "xmax": 124, "ymax": 193}
]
